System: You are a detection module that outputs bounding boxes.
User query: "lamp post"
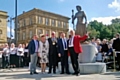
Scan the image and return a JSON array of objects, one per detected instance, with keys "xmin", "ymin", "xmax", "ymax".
[
  {"xmin": 15, "ymin": 0, "xmax": 18, "ymax": 45},
  {"xmin": 8, "ymin": 17, "xmax": 13, "ymax": 44}
]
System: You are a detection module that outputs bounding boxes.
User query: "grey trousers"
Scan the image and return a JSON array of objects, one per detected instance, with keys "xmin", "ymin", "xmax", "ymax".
[{"xmin": 30, "ymin": 53, "xmax": 38, "ymax": 73}]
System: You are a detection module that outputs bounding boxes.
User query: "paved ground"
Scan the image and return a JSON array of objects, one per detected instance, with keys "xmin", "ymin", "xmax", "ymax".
[{"xmin": 0, "ymin": 68, "xmax": 120, "ymax": 80}]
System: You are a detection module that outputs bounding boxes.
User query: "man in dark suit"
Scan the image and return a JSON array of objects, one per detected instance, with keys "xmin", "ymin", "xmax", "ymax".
[
  {"xmin": 48, "ymin": 31, "xmax": 58, "ymax": 74},
  {"xmin": 68, "ymin": 30, "xmax": 89, "ymax": 76},
  {"xmin": 28, "ymin": 34, "xmax": 39, "ymax": 75},
  {"xmin": 112, "ymin": 33, "xmax": 120, "ymax": 70},
  {"xmin": 58, "ymin": 32, "xmax": 70, "ymax": 74}
]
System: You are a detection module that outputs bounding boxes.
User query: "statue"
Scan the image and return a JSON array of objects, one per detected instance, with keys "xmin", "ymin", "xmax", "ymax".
[{"xmin": 72, "ymin": 5, "xmax": 87, "ymax": 36}]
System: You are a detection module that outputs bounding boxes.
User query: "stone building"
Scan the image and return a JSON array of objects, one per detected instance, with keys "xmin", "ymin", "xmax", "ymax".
[
  {"xmin": 0, "ymin": 10, "xmax": 8, "ymax": 44},
  {"xmin": 16, "ymin": 8, "xmax": 70, "ymax": 44}
]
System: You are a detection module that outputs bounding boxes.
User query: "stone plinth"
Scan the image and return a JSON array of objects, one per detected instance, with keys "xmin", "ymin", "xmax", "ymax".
[
  {"xmin": 79, "ymin": 44, "xmax": 97, "ymax": 63},
  {"xmin": 58, "ymin": 62, "xmax": 106, "ymax": 74}
]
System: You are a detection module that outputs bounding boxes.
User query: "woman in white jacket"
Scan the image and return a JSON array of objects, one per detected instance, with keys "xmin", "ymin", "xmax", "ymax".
[{"xmin": 38, "ymin": 34, "xmax": 49, "ymax": 74}]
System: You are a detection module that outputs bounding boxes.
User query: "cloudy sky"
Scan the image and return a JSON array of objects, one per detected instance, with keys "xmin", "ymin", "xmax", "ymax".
[{"xmin": 0, "ymin": 0, "xmax": 120, "ymax": 37}]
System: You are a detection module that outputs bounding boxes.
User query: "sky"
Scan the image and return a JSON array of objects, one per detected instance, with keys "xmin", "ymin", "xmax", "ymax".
[{"xmin": 0, "ymin": 0, "xmax": 120, "ymax": 37}]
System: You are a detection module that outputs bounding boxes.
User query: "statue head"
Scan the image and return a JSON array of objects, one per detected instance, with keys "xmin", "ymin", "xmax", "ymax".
[{"xmin": 76, "ymin": 5, "xmax": 82, "ymax": 11}]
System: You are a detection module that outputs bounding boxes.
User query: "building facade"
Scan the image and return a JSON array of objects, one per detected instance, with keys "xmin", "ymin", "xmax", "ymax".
[
  {"xmin": 16, "ymin": 8, "xmax": 70, "ymax": 44},
  {"xmin": 0, "ymin": 11, "xmax": 8, "ymax": 44}
]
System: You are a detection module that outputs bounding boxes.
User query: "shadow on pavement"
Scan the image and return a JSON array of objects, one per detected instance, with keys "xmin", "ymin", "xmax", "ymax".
[{"xmin": 0, "ymin": 72, "xmax": 75, "ymax": 80}]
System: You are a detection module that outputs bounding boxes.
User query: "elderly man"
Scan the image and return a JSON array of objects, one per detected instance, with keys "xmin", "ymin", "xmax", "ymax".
[
  {"xmin": 28, "ymin": 34, "xmax": 39, "ymax": 75},
  {"xmin": 68, "ymin": 30, "xmax": 89, "ymax": 76},
  {"xmin": 48, "ymin": 31, "xmax": 58, "ymax": 74},
  {"xmin": 58, "ymin": 32, "xmax": 70, "ymax": 74}
]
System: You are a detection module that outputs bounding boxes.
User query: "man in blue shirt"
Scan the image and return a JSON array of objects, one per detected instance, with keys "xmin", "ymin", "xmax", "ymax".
[{"xmin": 28, "ymin": 34, "xmax": 39, "ymax": 75}]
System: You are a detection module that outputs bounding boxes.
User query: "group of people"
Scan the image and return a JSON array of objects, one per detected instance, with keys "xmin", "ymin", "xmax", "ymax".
[
  {"xmin": 1, "ymin": 30, "xmax": 120, "ymax": 76},
  {"xmin": 91, "ymin": 33, "xmax": 120, "ymax": 70},
  {"xmin": 0, "ymin": 43, "xmax": 29, "ymax": 69},
  {"xmin": 0, "ymin": 30, "xmax": 89, "ymax": 76},
  {"xmin": 28, "ymin": 30, "xmax": 89, "ymax": 76}
]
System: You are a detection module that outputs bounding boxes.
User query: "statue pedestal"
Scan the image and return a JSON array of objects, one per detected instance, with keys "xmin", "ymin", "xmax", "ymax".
[
  {"xmin": 58, "ymin": 62, "xmax": 106, "ymax": 74},
  {"xmin": 58, "ymin": 44, "xmax": 106, "ymax": 74},
  {"xmin": 79, "ymin": 44, "xmax": 96, "ymax": 63}
]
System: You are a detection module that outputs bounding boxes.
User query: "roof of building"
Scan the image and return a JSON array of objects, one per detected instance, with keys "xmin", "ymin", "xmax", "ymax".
[{"xmin": 18, "ymin": 8, "xmax": 70, "ymax": 20}]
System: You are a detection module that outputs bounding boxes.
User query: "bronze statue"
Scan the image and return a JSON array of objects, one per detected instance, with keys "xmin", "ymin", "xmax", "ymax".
[{"xmin": 72, "ymin": 5, "xmax": 87, "ymax": 36}]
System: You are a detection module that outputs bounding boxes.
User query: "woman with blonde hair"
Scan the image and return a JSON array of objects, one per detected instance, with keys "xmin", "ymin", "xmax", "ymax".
[
  {"xmin": 10, "ymin": 43, "xmax": 17, "ymax": 68},
  {"xmin": 38, "ymin": 34, "xmax": 49, "ymax": 74}
]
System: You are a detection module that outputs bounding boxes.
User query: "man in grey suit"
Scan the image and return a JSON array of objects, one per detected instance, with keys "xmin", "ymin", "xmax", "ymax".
[{"xmin": 28, "ymin": 34, "xmax": 39, "ymax": 75}]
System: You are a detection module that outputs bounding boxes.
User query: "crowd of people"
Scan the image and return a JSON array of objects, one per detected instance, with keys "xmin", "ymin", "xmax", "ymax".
[
  {"xmin": 91, "ymin": 33, "xmax": 120, "ymax": 70},
  {"xmin": 0, "ymin": 30, "xmax": 120, "ymax": 76},
  {"xmin": 0, "ymin": 43, "xmax": 29, "ymax": 69}
]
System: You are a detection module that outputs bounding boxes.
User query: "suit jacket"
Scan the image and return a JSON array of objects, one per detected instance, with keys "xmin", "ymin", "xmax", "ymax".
[
  {"xmin": 112, "ymin": 38, "xmax": 120, "ymax": 51},
  {"xmin": 58, "ymin": 38, "xmax": 68, "ymax": 56},
  {"xmin": 28, "ymin": 39, "xmax": 39, "ymax": 54},
  {"xmin": 68, "ymin": 35, "xmax": 88, "ymax": 54},
  {"xmin": 48, "ymin": 38, "xmax": 58, "ymax": 55}
]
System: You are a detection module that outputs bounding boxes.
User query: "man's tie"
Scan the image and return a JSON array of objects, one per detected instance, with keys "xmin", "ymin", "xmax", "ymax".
[{"xmin": 64, "ymin": 39, "xmax": 67, "ymax": 49}]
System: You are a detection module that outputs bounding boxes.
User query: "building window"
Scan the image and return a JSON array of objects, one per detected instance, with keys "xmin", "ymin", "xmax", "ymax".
[
  {"xmin": 51, "ymin": 19, "xmax": 55, "ymax": 26},
  {"xmin": 45, "ymin": 18, "xmax": 49, "ymax": 25},
  {"xmin": 29, "ymin": 17, "xmax": 32, "ymax": 25},
  {"xmin": 46, "ymin": 30, "xmax": 50, "ymax": 36},
  {"xmin": 38, "ymin": 16, "xmax": 43, "ymax": 24},
  {"xmin": 22, "ymin": 32, "xmax": 25, "ymax": 40},
  {"xmin": 63, "ymin": 22, "xmax": 66, "ymax": 27},
  {"xmin": 30, "ymin": 31, "xmax": 33, "ymax": 39},
  {"xmin": 38, "ymin": 29, "xmax": 43, "ymax": 35},
  {"xmin": 23, "ymin": 19, "xmax": 26, "ymax": 26},
  {"xmin": 58, "ymin": 21, "xmax": 61, "ymax": 27}
]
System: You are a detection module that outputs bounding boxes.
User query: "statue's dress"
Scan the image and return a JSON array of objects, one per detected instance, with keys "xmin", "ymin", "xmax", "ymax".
[{"xmin": 75, "ymin": 12, "xmax": 86, "ymax": 36}]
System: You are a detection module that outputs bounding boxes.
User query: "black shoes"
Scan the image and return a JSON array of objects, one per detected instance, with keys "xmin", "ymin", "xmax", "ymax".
[
  {"xmin": 66, "ymin": 72, "xmax": 70, "ymax": 74},
  {"xmin": 60, "ymin": 72, "xmax": 64, "ymax": 74},
  {"xmin": 34, "ymin": 72, "xmax": 38, "ymax": 74},
  {"xmin": 48, "ymin": 72, "xmax": 51, "ymax": 74},
  {"xmin": 53, "ymin": 72, "xmax": 56, "ymax": 74},
  {"xmin": 76, "ymin": 73, "xmax": 80, "ymax": 76},
  {"xmin": 30, "ymin": 72, "xmax": 38, "ymax": 75},
  {"xmin": 72, "ymin": 72, "xmax": 80, "ymax": 76},
  {"xmin": 30, "ymin": 72, "xmax": 33, "ymax": 75}
]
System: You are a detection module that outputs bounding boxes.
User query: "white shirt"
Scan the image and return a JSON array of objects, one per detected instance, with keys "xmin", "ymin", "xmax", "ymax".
[
  {"xmin": 24, "ymin": 49, "xmax": 29, "ymax": 52},
  {"xmin": 69, "ymin": 36, "xmax": 74, "ymax": 47},
  {"xmin": 10, "ymin": 47, "xmax": 17, "ymax": 55},
  {"xmin": 62, "ymin": 38, "xmax": 68, "ymax": 50},
  {"xmin": 3, "ymin": 48, "xmax": 10, "ymax": 56},
  {"xmin": 17, "ymin": 48, "xmax": 24, "ymax": 56},
  {"xmin": 34, "ymin": 40, "xmax": 39, "ymax": 52}
]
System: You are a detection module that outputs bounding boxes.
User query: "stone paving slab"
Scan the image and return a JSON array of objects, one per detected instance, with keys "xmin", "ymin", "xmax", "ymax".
[{"xmin": 0, "ymin": 68, "xmax": 120, "ymax": 80}]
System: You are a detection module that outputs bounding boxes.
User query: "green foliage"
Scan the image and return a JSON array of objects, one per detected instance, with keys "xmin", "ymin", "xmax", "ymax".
[{"xmin": 87, "ymin": 18, "xmax": 120, "ymax": 40}]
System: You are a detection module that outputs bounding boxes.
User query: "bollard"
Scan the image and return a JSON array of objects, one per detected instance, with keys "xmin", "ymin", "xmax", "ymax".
[{"xmin": 113, "ymin": 49, "xmax": 116, "ymax": 72}]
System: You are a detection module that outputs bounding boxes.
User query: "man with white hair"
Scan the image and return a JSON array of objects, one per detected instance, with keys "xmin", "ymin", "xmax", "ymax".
[
  {"xmin": 48, "ymin": 31, "xmax": 58, "ymax": 74},
  {"xmin": 68, "ymin": 30, "xmax": 89, "ymax": 76}
]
